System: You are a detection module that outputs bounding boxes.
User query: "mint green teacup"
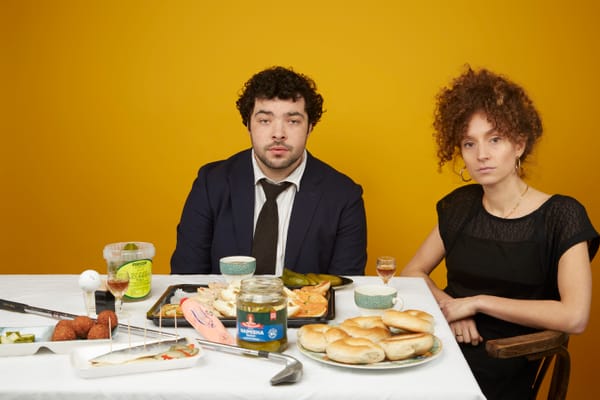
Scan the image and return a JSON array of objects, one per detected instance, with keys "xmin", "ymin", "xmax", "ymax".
[
  {"xmin": 219, "ymin": 256, "xmax": 256, "ymax": 283},
  {"xmin": 354, "ymin": 285, "xmax": 399, "ymax": 314}
]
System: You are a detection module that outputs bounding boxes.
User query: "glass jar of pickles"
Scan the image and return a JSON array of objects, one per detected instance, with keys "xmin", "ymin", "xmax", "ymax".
[{"xmin": 236, "ymin": 277, "xmax": 287, "ymax": 352}]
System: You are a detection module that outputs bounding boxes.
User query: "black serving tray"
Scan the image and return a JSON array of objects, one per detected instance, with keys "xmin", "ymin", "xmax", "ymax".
[{"xmin": 146, "ymin": 283, "xmax": 336, "ymax": 328}]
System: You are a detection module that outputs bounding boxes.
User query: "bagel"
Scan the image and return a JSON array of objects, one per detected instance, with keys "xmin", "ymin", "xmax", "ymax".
[
  {"xmin": 379, "ymin": 332, "xmax": 435, "ymax": 361},
  {"xmin": 297, "ymin": 324, "xmax": 331, "ymax": 352},
  {"xmin": 382, "ymin": 309, "xmax": 434, "ymax": 333},
  {"xmin": 325, "ymin": 327, "xmax": 350, "ymax": 343},
  {"xmin": 340, "ymin": 316, "xmax": 391, "ymax": 342},
  {"xmin": 405, "ymin": 309, "xmax": 434, "ymax": 323},
  {"xmin": 298, "ymin": 324, "xmax": 349, "ymax": 352},
  {"xmin": 326, "ymin": 337, "xmax": 386, "ymax": 364}
]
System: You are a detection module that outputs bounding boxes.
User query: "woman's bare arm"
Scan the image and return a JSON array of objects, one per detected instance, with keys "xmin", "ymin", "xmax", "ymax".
[{"xmin": 439, "ymin": 241, "xmax": 592, "ymax": 334}]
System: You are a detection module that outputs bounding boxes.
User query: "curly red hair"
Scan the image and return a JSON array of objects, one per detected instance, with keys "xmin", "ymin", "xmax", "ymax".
[{"xmin": 433, "ymin": 66, "xmax": 543, "ymax": 171}]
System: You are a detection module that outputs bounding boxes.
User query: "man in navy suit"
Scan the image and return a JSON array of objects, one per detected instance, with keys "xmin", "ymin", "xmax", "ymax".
[{"xmin": 171, "ymin": 66, "xmax": 367, "ymax": 276}]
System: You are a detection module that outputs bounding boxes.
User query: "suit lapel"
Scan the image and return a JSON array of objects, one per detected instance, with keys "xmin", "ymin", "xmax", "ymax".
[
  {"xmin": 285, "ymin": 153, "xmax": 323, "ymax": 268},
  {"xmin": 229, "ymin": 151, "xmax": 255, "ymax": 254}
]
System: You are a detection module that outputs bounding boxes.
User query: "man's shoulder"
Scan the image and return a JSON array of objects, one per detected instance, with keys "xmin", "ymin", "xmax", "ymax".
[
  {"xmin": 305, "ymin": 152, "xmax": 362, "ymax": 188},
  {"xmin": 198, "ymin": 149, "xmax": 251, "ymax": 177}
]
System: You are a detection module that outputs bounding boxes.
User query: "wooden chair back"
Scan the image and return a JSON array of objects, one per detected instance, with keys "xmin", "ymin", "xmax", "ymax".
[{"xmin": 486, "ymin": 330, "xmax": 570, "ymax": 399}]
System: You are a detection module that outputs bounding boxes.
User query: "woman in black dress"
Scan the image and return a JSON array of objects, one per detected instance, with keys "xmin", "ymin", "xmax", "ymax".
[{"xmin": 401, "ymin": 67, "xmax": 599, "ymax": 399}]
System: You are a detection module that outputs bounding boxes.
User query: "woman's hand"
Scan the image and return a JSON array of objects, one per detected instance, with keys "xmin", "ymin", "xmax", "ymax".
[
  {"xmin": 449, "ymin": 318, "xmax": 483, "ymax": 346},
  {"xmin": 439, "ymin": 296, "xmax": 479, "ymax": 322},
  {"xmin": 440, "ymin": 297, "xmax": 483, "ymax": 345}
]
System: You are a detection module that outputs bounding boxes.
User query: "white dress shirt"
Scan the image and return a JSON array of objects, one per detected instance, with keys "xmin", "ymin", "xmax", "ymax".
[{"xmin": 251, "ymin": 149, "xmax": 307, "ymax": 275}]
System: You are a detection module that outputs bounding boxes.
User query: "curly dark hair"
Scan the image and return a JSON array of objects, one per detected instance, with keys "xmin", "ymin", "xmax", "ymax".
[
  {"xmin": 236, "ymin": 66, "xmax": 324, "ymax": 128},
  {"xmin": 433, "ymin": 66, "xmax": 543, "ymax": 171}
]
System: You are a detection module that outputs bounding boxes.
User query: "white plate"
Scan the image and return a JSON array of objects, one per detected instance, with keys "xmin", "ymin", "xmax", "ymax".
[
  {"xmin": 0, "ymin": 326, "xmax": 111, "ymax": 357},
  {"xmin": 71, "ymin": 337, "xmax": 203, "ymax": 378},
  {"xmin": 297, "ymin": 336, "xmax": 442, "ymax": 370}
]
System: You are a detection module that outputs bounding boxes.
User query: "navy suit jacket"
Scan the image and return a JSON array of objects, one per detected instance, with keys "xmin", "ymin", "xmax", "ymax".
[{"xmin": 170, "ymin": 149, "xmax": 367, "ymax": 275}]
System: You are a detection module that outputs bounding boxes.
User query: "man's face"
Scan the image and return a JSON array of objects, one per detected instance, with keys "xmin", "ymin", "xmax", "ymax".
[{"xmin": 249, "ymin": 97, "xmax": 312, "ymax": 181}]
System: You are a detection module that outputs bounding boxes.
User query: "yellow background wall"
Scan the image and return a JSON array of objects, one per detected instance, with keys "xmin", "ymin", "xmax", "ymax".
[{"xmin": 1, "ymin": 1, "xmax": 598, "ymax": 398}]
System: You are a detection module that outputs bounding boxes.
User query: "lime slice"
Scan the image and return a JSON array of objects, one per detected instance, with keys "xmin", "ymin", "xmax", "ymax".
[
  {"xmin": 123, "ymin": 243, "xmax": 139, "ymax": 250},
  {"xmin": 15, "ymin": 334, "xmax": 35, "ymax": 343}
]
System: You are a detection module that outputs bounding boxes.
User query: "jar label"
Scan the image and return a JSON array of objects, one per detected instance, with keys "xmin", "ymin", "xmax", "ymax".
[
  {"xmin": 119, "ymin": 259, "xmax": 152, "ymax": 299},
  {"xmin": 237, "ymin": 308, "xmax": 286, "ymax": 342}
]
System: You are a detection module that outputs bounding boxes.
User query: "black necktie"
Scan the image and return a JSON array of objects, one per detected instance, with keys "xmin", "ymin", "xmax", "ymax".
[{"xmin": 252, "ymin": 179, "xmax": 292, "ymax": 274}]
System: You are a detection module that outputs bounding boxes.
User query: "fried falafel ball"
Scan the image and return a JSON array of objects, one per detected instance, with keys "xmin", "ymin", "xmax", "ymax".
[
  {"xmin": 96, "ymin": 310, "xmax": 118, "ymax": 329},
  {"xmin": 87, "ymin": 323, "xmax": 110, "ymax": 340},
  {"xmin": 72, "ymin": 315, "xmax": 95, "ymax": 339},
  {"xmin": 51, "ymin": 320, "xmax": 77, "ymax": 341},
  {"xmin": 56, "ymin": 319, "xmax": 73, "ymax": 329}
]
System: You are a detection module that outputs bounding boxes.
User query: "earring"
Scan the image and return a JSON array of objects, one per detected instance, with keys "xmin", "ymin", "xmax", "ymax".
[
  {"xmin": 515, "ymin": 157, "xmax": 522, "ymax": 175},
  {"xmin": 459, "ymin": 167, "xmax": 472, "ymax": 182}
]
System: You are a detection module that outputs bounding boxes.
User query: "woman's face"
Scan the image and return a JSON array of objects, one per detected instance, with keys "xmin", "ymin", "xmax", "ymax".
[{"xmin": 460, "ymin": 112, "xmax": 524, "ymax": 186}]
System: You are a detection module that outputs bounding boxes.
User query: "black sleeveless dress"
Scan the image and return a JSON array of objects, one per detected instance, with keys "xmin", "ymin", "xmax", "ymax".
[{"xmin": 437, "ymin": 184, "xmax": 599, "ymax": 399}]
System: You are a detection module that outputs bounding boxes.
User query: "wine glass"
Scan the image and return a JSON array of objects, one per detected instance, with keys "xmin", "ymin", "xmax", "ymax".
[
  {"xmin": 376, "ymin": 256, "xmax": 397, "ymax": 285},
  {"xmin": 106, "ymin": 267, "xmax": 130, "ymax": 317}
]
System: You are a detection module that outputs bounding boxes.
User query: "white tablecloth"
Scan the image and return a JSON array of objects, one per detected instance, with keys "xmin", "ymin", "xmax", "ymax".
[{"xmin": 0, "ymin": 274, "xmax": 485, "ymax": 400}]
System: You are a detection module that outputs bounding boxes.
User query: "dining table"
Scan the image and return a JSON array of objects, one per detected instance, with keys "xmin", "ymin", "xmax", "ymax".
[{"xmin": 0, "ymin": 274, "xmax": 485, "ymax": 400}]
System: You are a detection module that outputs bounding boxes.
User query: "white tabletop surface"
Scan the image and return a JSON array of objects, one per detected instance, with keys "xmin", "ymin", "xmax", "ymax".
[{"xmin": 0, "ymin": 274, "xmax": 485, "ymax": 400}]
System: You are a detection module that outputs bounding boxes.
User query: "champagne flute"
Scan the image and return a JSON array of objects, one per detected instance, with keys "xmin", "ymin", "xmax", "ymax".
[
  {"xmin": 376, "ymin": 256, "xmax": 397, "ymax": 285},
  {"xmin": 106, "ymin": 266, "xmax": 130, "ymax": 317}
]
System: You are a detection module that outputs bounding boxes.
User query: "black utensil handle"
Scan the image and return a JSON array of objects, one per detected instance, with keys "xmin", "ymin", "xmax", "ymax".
[
  {"xmin": 0, "ymin": 299, "xmax": 28, "ymax": 313},
  {"xmin": 0, "ymin": 298, "xmax": 77, "ymax": 320}
]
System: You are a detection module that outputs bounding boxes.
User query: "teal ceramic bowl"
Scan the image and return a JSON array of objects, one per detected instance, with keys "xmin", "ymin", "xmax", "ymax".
[
  {"xmin": 219, "ymin": 256, "xmax": 256, "ymax": 282},
  {"xmin": 354, "ymin": 284, "xmax": 398, "ymax": 313}
]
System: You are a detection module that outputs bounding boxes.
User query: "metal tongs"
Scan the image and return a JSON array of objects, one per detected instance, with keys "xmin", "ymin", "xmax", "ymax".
[{"xmin": 0, "ymin": 298, "xmax": 303, "ymax": 385}]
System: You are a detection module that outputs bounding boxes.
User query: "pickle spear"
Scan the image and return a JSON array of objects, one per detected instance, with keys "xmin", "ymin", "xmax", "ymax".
[
  {"xmin": 281, "ymin": 268, "xmax": 343, "ymax": 287},
  {"xmin": 0, "ymin": 331, "xmax": 35, "ymax": 344}
]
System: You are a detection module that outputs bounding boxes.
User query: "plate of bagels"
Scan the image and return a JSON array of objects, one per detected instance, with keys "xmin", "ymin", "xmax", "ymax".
[{"xmin": 297, "ymin": 309, "xmax": 441, "ymax": 369}]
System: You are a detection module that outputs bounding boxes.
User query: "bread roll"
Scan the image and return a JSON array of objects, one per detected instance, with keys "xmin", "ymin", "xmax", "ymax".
[
  {"xmin": 340, "ymin": 316, "xmax": 391, "ymax": 342},
  {"xmin": 382, "ymin": 309, "xmax": 434, "ymax": 333},
  {"xmin": 326, "ymin": 337, "xmax": 386, "ymax": 364},
  {"xmin": 298, "ymin": 324, "xmax": 349, "ymax": 353},
  {"xmin": 379, "ymin": 332, "xmax": 435, "ymax": 360},
  {"xmin": 405, "ymin": 309, "xmax": 434, "ymax": 323},
  {"xmin": 324, "ymin": 327, "xmax": 349, "ymax": 344}
]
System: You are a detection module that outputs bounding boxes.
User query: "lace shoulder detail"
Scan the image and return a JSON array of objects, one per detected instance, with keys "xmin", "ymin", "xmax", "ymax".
[{"xmin": 541, "ymin": 195, "xmax": 599, "ymax": 260}]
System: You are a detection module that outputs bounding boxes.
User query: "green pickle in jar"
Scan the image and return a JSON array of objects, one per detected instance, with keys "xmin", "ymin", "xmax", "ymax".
[{"xmin": 236, "ymin": 277, "xmax": 287, "ymax": 352}]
